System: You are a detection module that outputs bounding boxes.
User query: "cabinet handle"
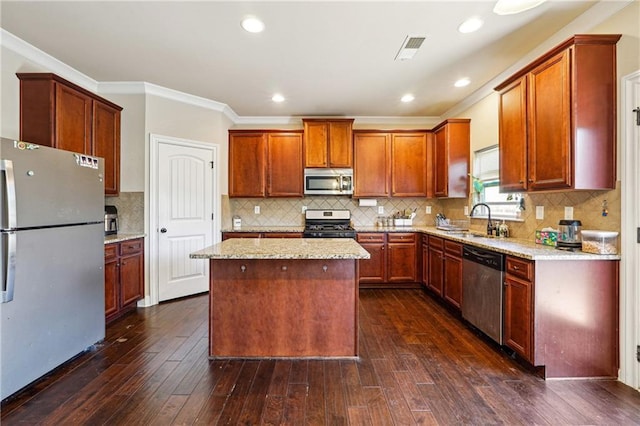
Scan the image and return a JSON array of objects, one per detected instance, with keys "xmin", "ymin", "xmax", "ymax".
[
  {"xmin": 513, "ymin": 265, "xmax": 520, "ymax": 270},
  {"xmin": 281, "ymin": 265, "xmax": 288, "ymax": 271},
  {"xmin": 240, "ymin": 265, "xmax": 246, "ymax": 272},
  {"xmin": 322, "ymin": 265, "xmax": 328, "ymax": 272},
  {"xmin": 528, "ymin": 179, "xmax": 534, "ymax": 182}
]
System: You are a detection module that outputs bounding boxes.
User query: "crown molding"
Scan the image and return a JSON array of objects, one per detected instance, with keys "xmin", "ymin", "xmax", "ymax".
[
  {"xmin": 443, "ymin": 0, "xmax": 633, "ymax": 117},
  {"xmin": 1, "ymin": 28, "xmax": 99, "ymax": 93}
]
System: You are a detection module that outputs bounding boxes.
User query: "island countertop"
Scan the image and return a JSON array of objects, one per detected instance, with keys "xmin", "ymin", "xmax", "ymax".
[{"xmin": 190, "ymin": 238, "xmax": 371, "ymax": 260}]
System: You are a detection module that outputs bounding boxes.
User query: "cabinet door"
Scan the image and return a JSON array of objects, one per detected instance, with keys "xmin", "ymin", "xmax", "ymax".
[
  {"xmin": 443, "ymin": 252, "xmax": 463, "ymax": 309},
  {"xmin": 388, "ymin": 243, "xmax": 417, "ymax": 282},
  {"xmin": 504, "ymin": 274, "xmax": 533, "ymax": 361},
  {"xmin": 104, "ymin": 245, "xmax": 119, "ymax": 319},
  {"xmin": 433, "ymin": 126, "xmax": 448, "ymax": 197},
  {"xmin": 93, "ymin": 100, "xmax": 121, "ymax": 195},
  {"xmin": 528, "ymin": 49, "xmax": 571, "ymax": 190},
  {"xmin": 120, "ymin": 252, "xmax": 144, "ymax": 307},
  {"xmin": 229, "ymin": 133, "xmax": 267, "ymax": 197},
  {"xmin": 421, "ymin": 236, "xmax": 429, "ymax": 287},
  {"xmin": 267, "ymin": 133, "xmax": 303, "ymax": 197},
  {"xmin": 303, "ymin": 121, "xmax": 328, "ymax": 168},
  {"xmin": 55, "ymin": 83, "xmax": 92, "ymax": 155},
  {"xmin": 498, "ymin": 76, "xmax": 528, "ymax": 192},
  {"xmin": 428, "ymin": 245, "xmax": 444, "ymax": 296},
  {"xmin": 328, "ymin": 120, "xmax": 353, "ymax": 168},
  {"xmin": 391, "ymin": 133, "xmax": 427, "ymax": 197},
  {"xmin": 356, "ymin": 234, "xmax": 386, "ymax": 284},
  {"xmin": 353, "ymin": 133, "xmax": 390, "ymax": 198}
]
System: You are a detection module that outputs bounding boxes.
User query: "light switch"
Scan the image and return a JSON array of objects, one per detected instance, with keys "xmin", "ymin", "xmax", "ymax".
[
  {"xmin": 254, "ymin": 205, "xmax": 260, "ymax": 214},
  {"xmin": 378, "ymin": 206, "xmax": 384, "ymax": 215},
  {"xmin": 463, "ymin": 206, "xmax": 469, "ymax": 216},
  {"xmin": 425, "ymin": 206, "xmax": 432, "ymax": 214},
  {"xmin": 564, "ymin": 206, "xmax": 574, "ymax": 220},
  {"xmin": 535, "ymin": 206, "xmax": 544, "ymax": 220}
]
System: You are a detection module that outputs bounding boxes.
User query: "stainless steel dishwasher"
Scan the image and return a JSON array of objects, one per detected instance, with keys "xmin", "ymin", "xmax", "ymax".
[{"xmin": 462, "ymin": 245, "xmax": 505, "ymax": 344}]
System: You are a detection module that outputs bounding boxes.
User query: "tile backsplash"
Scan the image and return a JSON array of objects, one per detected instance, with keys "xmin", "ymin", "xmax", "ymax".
[
  {"xmin": 105, "ymin": 192, "xmax": 144, "ymax": 233},
  {"xmin": 225, "ymin": 182, "xmax": 621, "ymax": 243}
]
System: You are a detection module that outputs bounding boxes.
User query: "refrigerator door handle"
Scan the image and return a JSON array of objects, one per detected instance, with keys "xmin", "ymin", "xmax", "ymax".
[
  {"xmin": 1, "ymin": 159, "xmax": 17, "ymax": 230},
  {"xmin": 1, "ymin": 231, "xmax": 16, "ymax": 303}
]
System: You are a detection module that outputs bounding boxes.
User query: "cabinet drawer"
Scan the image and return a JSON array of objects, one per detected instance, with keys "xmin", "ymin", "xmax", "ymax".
[
  {"xmin": 428, "ymin": 236, "xmax": 443, "ymax": 249},
  {"xmin": 120, "ymin": 238, "xmax": 143, "ymax": 256},
  {"xmin": 104, "ymin": 243, "xmax": 118, "ymax": 261},
  {"xmin": 357, "ymin": 233, "xmax": 385, "ymax": 243},
  {"xmin": 506, "ymin": 256, "xmax": 533, "ymax": 281},
  {"xmin": 388, "ymin": 233, "xmax": 416, "ymax": 244},
  {"xmin": 444, "ymin": 240, "xmax": 463, "ymax": 257}
]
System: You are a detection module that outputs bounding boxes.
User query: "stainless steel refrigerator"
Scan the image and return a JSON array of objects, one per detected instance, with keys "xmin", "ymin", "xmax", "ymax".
[{"xmin": 1, "ymin": 138, "xmax": 105, "ymax": 400}]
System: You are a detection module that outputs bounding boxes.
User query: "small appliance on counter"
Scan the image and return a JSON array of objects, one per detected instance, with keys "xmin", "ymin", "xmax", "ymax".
[
  {"xmin": 104, "ymin": 205, "xmax": 119, "ymax": 235},
  {"xmin": 557, "ymin": 219, "xmax": 582, "ymax": 250}
]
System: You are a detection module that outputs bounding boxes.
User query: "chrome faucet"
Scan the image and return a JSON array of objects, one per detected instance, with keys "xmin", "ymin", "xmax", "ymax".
[{"xmin": 470, "ymin": 203, "xmax": 496, "ymax": 236}]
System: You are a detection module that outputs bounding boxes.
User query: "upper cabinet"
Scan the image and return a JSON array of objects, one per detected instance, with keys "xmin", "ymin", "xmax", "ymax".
[
  {"xmin": 303, "ymin": 119, "xmax": 354, "ymax": 168},
  {"xmin": 353, "ymin": 131, "xmax": 428, "ymax": 198},
  {"xmin": 432, "ymin": 119, "xmax": 470, "ymax": 198},
  {"xmin": 228, "ymin": 130, "xmax": 303, "ymax": 198},
  {"xmin": 18, "ymin": 73, "xmax": 122, "ymax": 195},
  {"xmin": 495, "ymin": 34, "xmax": 621, "ymax": 192}
]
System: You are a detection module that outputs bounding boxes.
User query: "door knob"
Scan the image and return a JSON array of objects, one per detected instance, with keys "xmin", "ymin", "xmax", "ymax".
[{"xmin": 160, "ymin": 228, "xmax": 167, "ymax": 233}]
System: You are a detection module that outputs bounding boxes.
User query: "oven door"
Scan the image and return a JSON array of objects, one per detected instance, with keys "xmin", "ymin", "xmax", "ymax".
[{"xmin": 304, "ymin": 169, "xmax": 353, "ymax": 195}]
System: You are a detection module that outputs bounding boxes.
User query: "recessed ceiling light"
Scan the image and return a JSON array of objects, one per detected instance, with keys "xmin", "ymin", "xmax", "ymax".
[
  {"xmin": 401, "ymin": 94, "xmax": 415, "ymax": 103},
  {"xmin": 493, "ymin": 0, "xmax": 546, "ymax": 15},
  {"xmin": 454, "ymin": 78, "xmax": 470, "ymax": 88},
  {"xmin": 458, "ymin": 17, "xmax": 484, "ymax": 34},
  {"xmin": 241, "ymin": 16, "xmax": 265, "ymax": 33},
  {"xmin": 272, "ymin": 94, "xmax": 285, "ymax": 103}
]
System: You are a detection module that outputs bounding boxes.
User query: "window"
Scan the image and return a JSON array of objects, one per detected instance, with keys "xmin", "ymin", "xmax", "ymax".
[{"xmin": 471, "ymin": 145, "xmax": 523, "ymax": 221}]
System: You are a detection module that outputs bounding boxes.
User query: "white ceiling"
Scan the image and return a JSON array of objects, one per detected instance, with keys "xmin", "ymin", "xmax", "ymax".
[{"xmin": 0, "ymin": 1, "xmax": 631, "ymax": 119}]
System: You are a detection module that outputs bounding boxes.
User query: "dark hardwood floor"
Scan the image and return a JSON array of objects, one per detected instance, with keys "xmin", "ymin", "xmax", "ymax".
[{"xmin": 2, "ymin": 289, "xmax": 639, "ymax": 425}]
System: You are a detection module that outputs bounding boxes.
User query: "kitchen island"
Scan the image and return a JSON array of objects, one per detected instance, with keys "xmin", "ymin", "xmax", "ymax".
[{"xmin": 190, "ymin": 238, "xmax": 370, "ymax": 358}]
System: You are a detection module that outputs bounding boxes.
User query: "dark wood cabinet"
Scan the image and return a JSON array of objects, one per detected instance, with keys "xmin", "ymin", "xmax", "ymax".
[
  {"xmin": 504, "ymin": 256, "xmax": 534, "ymax": 361},
  {"xmin": 391, "ymin": 133, "xmax": 428, "ymax": 197},
  {"xmin": 229, "ymin": 130, "xmax": 303, "ymax": 198},
  {"xmin": 18, "ymin": 73, "xmax": 122, "ymax": 195},
  {"xmin": 353, "ymin": 131, "xmax": 428, "ymax": 198},
  {"xmin": 303, "ymin": 119, "xmax": 354, "ymax": 168},
  {"xmin": 357, "ymin": 232, "xmax": 418, "ymax": 288},
  {"xmin": 432, "ymin": 119, "xmax": 470, "ymax": 198},
  {"xmin": 105, "ymin": 238, "xmax": 144, "ymax": 324},
  {"xmin": 443, "ymin": 240, "xmax": 463, "ymax": 309},
  {"xmin": 427, "ymin": 236, "xmax": 444, "ymax": 296},
  {"xmin": 496, "ymin": 34, "xmax": 620, "ymax": 192}
]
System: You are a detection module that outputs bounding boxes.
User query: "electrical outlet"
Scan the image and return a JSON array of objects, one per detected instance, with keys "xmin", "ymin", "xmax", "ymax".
[
  {"xmin": 463, "ymin": 206, "xmax": 469, "ymax": 216},
  {"xmin": 564, "ymin": 206, "xmax": 574, "ymax": 220},
  {"xmin": 377, "ymin": 206, "xmax": 384, "ymax": 215},
  {"xmin": 254, "ymin": 205, "xmax": 260, "ymax": 214},
  {"xmin": 425, "ymin": 205, "xmax": 432, "ymax": 214},
  {"xmin": 536, "ymin": 206, "xmax": 544, "ymax": 220},
  {"xmin": 301, "ymin": 206, "xmax": 307, "ymax": 213}
]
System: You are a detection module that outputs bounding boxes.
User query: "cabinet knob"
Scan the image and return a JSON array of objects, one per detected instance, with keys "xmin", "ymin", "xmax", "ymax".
[
  {"xmin": 513, "ymin": 265, "xmax": 520, "ymax": 270},
  {"xmin": 240, "ymin": 265, "xmax": 246, "ymax": 272},
  {"xmin": 281, "ymin": 265, "xmax": 288, "ymax": 271},
  {"xmin": 322, "ymin": 265, "xmax": 328, "ymax": 272},
  {"xmin": 528, "ymin": 179, "xmax": 534, "ymax": 183}
]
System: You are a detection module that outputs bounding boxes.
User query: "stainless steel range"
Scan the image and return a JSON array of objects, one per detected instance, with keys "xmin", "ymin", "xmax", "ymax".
[{"xmin": 303, "ymin": 209, "xmax": 356, "ymax": 238}]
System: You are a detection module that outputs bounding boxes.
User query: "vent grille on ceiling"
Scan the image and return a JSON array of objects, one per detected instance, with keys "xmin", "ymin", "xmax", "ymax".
[{"xmin": 395, "ymin": 36, "xmax": 426, "ymax": 61}]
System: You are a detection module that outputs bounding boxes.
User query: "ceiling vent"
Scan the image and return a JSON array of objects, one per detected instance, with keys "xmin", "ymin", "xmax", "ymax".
[{"xmin": 395, "ymin": 36, "xmax": 426, "ymax": 61}]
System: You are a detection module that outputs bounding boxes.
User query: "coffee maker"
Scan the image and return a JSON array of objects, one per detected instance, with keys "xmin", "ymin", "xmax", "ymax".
[
  {"xmin": 557, "ymin": 219, "xmax": 582, "ymax": 250},
  {"xmin": 104, "ymin": 205, "xmax": 119, "ymax": 235}
]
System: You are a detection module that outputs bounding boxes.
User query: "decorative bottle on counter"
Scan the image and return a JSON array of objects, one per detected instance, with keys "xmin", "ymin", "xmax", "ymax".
[{"xmin": 498, "ymin": 220, "xmax": 509, "ymax": 238}]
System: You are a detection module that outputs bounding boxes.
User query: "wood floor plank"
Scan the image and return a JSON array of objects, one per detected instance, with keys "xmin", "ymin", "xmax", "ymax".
[{"xmin": 3, "ymin": 290, "xmax": 639, "ymax": 426}]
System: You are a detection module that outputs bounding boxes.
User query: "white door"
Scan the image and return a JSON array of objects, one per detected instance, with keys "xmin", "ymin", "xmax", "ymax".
[{"xmin": 157, "ymin": 140, "xmax": 214, "ymax": 301}]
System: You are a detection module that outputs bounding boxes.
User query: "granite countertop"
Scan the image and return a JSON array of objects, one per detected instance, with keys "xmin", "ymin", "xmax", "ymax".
[
  {"xmin": 190, "ymin": 238, "xmax": 371, "ymax": 260},
  {"xmin": 104, "ymin": 233, "xmax": 146, "ymax": 245},
  {"xmin": 218, "ymin": 225, "xmax": 619, "ymax": 261}
]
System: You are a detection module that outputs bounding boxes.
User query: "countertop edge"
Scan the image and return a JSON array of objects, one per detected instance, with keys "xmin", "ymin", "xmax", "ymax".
[{"xmin": 104, "ymin": 233, "xmax": 146, "ymax": 245}]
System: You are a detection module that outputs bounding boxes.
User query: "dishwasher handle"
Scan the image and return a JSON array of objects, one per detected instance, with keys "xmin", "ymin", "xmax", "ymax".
[{"xmin": 463, "ymin": 245, "xmax": 504, "ymax": 271}]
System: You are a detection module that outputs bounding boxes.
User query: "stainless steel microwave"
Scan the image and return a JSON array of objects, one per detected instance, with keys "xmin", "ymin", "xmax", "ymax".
[{"xmin": 304, "ymin": 168, "xmax": 353, "ymax": 195}]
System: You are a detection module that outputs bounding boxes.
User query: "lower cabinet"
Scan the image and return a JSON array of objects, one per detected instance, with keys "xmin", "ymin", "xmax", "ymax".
[
  {"xmin": 427, "ymin": 236, "xmax": 444, "ymax": 296},
  {"xmin": 105, "ymin": 238, "xmax": 144, "ymax": 324},
  {"xmin": 504, "ymin": 256, "xmax": 533, "ymax": 361},
  {"xmin": 443, "ymin": 240, "xmax": 463, "ymax": 309},
  {"xmin": 357, "ymin": 232, "xmax": 418, "ymax": 288}
]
